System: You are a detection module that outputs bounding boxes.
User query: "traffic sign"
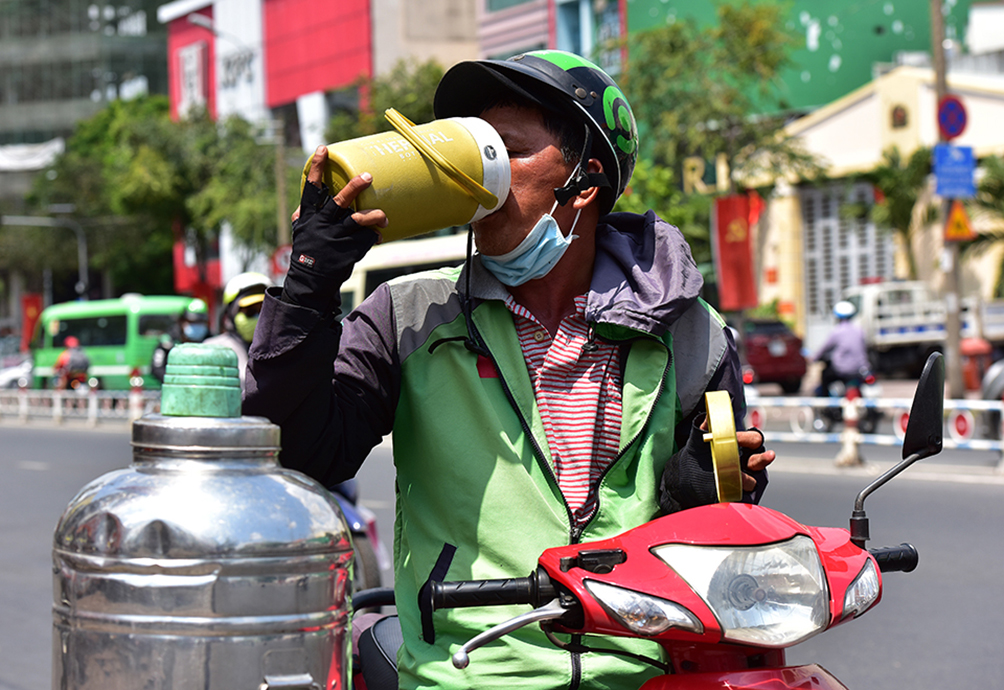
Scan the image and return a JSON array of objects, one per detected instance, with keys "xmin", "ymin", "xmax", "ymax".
[
  {"xmin": 271, "ymin": 244, "xmax": 292, "ymax": 279},
  {"xmin": 938, "ymin": 94, "xmax": 968, "ymax": 140},
  {"xmin": 893, "ymin": 409, "xmax": 910, "ymax": 441},
  {"xmin": 948, "ymin": 408, "xmax": 975, "ymax": 443},
  {"xmin": 945, "ymin": 200, "xmax": 976, "ymax": 242},
  {"xmin": 934, "ymin": 143, "xmax": 975, "ymax": 199}
]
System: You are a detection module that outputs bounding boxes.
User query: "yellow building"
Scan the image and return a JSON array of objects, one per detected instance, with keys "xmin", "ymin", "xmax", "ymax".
[{"xmin": 758, "ymin": 65, "xmax": 1004, "ymax": 349}]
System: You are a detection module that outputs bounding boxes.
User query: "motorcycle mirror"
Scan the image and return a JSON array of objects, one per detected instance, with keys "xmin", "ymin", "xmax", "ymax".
[
  {"xmin": 901, "ymin": 352, "xmax": 945, "ymax": 461},
  {"xmin": 850, "ymin": 352, "xmax": 945, "ymax": 548}
]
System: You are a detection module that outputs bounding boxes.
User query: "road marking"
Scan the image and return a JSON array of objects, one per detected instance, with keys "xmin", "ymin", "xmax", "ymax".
[
  {"xmin": 772, "ymin": 460, "xmax": 1004, "ymax": 486},
  {"xmin": 17, "ymin": 460, "xmax": 48, "ymax": 471}
]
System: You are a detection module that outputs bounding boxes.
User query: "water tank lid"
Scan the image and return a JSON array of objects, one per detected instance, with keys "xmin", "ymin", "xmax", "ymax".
[
  {"xmin": 161, "ymin": 343, "xmax": 241, "ymax": 418},
  {"xmin": 132, "ymin": 413, "xmax": 279, "ymax": 452}
]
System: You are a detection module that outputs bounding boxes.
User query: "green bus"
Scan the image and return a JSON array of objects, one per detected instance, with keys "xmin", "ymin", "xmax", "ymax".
[{"xmin": 30, "ymin": 294, "xmax": 194, "ymax": 390}]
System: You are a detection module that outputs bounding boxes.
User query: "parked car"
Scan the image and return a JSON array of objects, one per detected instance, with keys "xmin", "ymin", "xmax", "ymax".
[
  {"xmin": 0, "ymin": 359, "xmax": 31, "ymax": 388},
  {"xmin": 731, "ymin": 318, "xmax": 807, "ymax": 394}
]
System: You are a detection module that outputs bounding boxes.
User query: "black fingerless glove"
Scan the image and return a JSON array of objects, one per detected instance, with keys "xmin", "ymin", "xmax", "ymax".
[
  {"xmin": 281, "ymin": 181, "xmax": 378, "ymax": 314},
  {"xmin": 660, "ymin": 421, "xmax": 769, "ymax": 514},
  {"xmin": 660, "ymin": 414, "xmax": 717, "ymax": 514}
]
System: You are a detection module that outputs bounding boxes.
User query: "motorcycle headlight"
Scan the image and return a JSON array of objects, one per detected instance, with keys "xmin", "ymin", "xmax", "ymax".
[
  {"xmin": 653, "ymin": 535, "xmax": 829, "ymax": 647},
  {"xmin": 842, "ymin": 558, "xmax": 879, "ymax": 620},
  {"xmin": 584, "ymin": 580, "xmax": 704, "ymax": 636}
]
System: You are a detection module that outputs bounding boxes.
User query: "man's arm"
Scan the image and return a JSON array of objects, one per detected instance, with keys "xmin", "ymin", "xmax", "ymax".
[
  {"xmin": 659, "ymin": 324, "xmax": 774, "ymax": 513},
  {"xmin": 243, "ymin": 146, "xmax": 390, "ymax": 486}
]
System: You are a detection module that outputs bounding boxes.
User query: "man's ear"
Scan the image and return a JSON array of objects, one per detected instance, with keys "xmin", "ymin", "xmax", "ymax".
[{"xmin": 572, "ymin": 158, "xmax": 604, "ymax": 210}]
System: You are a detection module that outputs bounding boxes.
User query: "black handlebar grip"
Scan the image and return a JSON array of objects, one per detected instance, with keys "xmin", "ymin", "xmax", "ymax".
[
  {"xmin": 431, "ymin": 578, "xmax": 536, "ymax": 609},
  {"xmin": 869, "ymin": 543, "xmax": 919, "ymax": 573}
]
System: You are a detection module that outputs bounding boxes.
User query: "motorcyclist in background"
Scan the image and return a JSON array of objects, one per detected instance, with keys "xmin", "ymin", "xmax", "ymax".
[
  {"xmin": 53, "ymin": 335, "xmax": 90, "ymax": 390},
  {"xmin": 813, "ymin": 300, "xmax": 871, "ymax": 395},
  {"xmin": 151, "ymin": 298, "xmax": 210, "ymax": 384},
  {"xmin": 205, "ymin": 272, "xmax": 272, "ymax": 387}
]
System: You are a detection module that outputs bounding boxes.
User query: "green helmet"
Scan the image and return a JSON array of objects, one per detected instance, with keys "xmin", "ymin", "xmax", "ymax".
[{"xmin": 434, "ymin": 50, "xmax": 638, "ymax": 215}]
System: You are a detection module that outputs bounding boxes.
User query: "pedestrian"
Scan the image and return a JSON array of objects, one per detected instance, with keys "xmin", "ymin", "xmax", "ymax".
[
  {"xmin": 150, "ymin": 298, "xmax": 210, "ymax": 384},
  {"xmin": 205, "ymin": 272, "xmax": 272, "ymax": 387},
  {"xmin": 245, "ymin": 50, "xmax": 774, "ymax": 690}
]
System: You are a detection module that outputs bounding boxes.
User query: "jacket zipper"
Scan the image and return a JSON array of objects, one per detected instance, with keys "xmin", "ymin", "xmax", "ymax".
[
  {"xmin": 566, "ymin": 337, "xmax": 674, "ymax": 686},
  {"xmin": 473, "ymin": 322, "xmax": 671, "ymax": 690},
  {"xmin": 466, "ymin": 319, "xmax": 584, "ymax": 689},
  {"xmin": 577, "ymin": 338, "xmax": 673, "ymax": 537}
]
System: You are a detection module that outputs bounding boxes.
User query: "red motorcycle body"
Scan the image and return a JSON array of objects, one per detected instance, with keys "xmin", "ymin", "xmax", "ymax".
[
  {"xmin": 535, "ymin": 502, "xmax": 878, "ymax": 688},
  {"xmin": 638, "ymin": 663, "xmax": 847, "ymax": 689}
]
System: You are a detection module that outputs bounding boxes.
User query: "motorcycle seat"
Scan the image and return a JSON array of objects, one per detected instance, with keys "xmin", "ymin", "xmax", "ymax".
[{"xmin": 357, "ymin": 614, "xmax": 402, "ymax": 690}]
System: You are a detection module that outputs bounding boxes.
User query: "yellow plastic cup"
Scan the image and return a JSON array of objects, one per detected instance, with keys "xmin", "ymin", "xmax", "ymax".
[{"xmin": 300, "ymin": 109, "xmax": 510, "ymax": 242}]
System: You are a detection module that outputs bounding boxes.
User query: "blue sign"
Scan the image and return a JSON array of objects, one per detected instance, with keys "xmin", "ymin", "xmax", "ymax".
[{"xmin": 934, "ymin": 144, "xmax": 975, "ymax": 199}]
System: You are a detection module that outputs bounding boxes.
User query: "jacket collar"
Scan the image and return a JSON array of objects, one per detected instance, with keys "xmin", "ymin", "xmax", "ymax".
[{"xmin": 460, "ymin": 210, "xmax": 703, "ymax": 338}]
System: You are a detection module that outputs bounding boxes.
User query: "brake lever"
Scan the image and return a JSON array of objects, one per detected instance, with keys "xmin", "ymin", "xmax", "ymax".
[{"xmin": 451, "ymin": 599, "xmax": 567, "ymax": 669}]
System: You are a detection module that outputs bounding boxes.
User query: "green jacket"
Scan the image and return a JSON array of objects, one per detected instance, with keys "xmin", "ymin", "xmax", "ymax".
[{"xmin": 246, "ymin": 210, "xmax": 744, "ymax": 689}]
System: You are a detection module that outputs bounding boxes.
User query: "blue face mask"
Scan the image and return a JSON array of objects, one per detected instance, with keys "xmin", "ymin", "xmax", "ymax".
[
  {"xmin": 183, "ymin": 322, "xmax": 209, "ymax": 342},
  {"xmin": 480, "ymin": 172, "xmax": 583, "ymax": 287}
]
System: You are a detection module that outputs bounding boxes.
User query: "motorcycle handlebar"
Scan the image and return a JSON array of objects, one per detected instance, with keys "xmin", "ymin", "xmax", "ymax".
[
  {"xmin": 868, "ymin": 543, "xmax": 919, "ymax": 573},
  {"xmin": 431, "ymin": 571, "xmax": 558, "ymax": 610}
]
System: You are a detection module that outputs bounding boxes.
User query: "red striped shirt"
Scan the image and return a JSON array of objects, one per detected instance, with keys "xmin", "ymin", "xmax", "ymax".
[{"xmin": 505, "ymin": 294, "xmax": 622, "ymax": 526}]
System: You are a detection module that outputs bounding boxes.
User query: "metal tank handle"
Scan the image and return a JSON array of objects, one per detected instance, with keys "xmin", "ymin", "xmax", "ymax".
[{"xmin": 383, "ymin": 108, "xmax": 500, "ymax": 210}]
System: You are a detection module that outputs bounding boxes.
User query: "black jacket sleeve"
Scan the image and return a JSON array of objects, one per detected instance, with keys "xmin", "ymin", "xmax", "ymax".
[
  {"xmin": 659, "ymin": 327, "xmax": 768, "ymax": 513},
  {"xmin": 243, "ymin": 180, "xmax": 392, "ymax": 487}
]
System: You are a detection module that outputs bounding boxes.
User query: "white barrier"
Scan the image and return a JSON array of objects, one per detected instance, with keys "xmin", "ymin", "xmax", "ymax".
[
  {"xmin": 0, "ymin": 388, "xmax": 161, "ymax": 425},
  {"xmin": 749, "ymin": 395, "xmax": 1004, "ymax": 457}
]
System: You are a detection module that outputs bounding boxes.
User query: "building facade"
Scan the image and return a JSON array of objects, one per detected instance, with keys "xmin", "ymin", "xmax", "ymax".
[
  {"xmin": 0, "ymin": 0, "xmax": 168, "ymax": 147},
  {"xmin": 764, "ymin": 65, "xmax": 1004, "ymax": 349},
  {"xmin": 158, "ymin": 0, "xmax": 477, "ymax": 153}
]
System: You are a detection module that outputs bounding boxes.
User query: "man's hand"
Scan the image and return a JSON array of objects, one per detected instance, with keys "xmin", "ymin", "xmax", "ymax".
[
  {"xmin": 737, "ymin": 429, "xmax": 775, "ymax": 492},
  {"xmin": 281, "ymin": 146, "xmax": 387, "ymax": 313},
  {"xmin": 291, "ymin": 146, "xmax": 388, "ymax": 230}
]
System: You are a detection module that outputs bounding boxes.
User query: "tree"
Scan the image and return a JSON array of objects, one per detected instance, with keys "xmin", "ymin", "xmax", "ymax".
[
  {"xmin": 865, "ymin": 146, "xmax": 933, "ymax": 280},
  {"xmin": 18, "ymin": 96, "xmax": 294, "ymax": 296},
  {"xmin": 964, "ymin": 155, "xmax": 1004, "ymax": 296},
  {"xmin": 620, "ymin": 2, "xmax": 823, "ymax": 189},
  {"xmin": 613, "ymin": 159, "xmax": 712, "ymax": 265},
  {"xmin": 325, "ymin": 58, "xmax": 445, "ymax": 143},
  {"xmin": 612, "ymin": 2, "xmax": 822, "ymax": 277}
]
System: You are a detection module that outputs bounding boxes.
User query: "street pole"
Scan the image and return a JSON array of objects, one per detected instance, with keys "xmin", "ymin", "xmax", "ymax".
[
  {"xmin": 274, "ymin": 116, "xmax": 290, "ymax": 247},
  {"xmin": 931, "ymin": 0, "xmax": 965, "ymax": 398},
  {"xmin": 1, "ymin": 215, "xmax": 89, "ymax": 300}
]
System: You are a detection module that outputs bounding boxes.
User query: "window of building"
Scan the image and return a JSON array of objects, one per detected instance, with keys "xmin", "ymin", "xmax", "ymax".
[{"xmin": 487, "ymin": 0, "xmax": 535, "ymax": 12}]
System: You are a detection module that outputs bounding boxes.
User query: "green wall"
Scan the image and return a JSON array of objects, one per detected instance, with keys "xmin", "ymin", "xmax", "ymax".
[{"xmin": 625, "ymin": 0, "xmax": 978, "ymax": 110}]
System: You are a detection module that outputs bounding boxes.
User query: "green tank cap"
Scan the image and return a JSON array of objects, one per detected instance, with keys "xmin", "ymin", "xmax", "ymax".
[{"xmin": 161, "ymin": 343, "xmax": 242, "ymax": 418}]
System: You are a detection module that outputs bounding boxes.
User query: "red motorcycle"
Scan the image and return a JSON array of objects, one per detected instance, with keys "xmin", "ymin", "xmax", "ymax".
[{"xmin": 353, "ymin": 353, "xmax": 945, "ymax": 690}]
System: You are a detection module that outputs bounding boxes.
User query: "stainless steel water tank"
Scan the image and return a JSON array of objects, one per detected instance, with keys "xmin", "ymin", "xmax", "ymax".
[{"xmin": 52, "ymin": 345, "xmax": 353, "ymax": 690}]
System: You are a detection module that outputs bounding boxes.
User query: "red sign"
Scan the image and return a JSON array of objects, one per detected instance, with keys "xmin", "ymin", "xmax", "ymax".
[
  {"xmin": 938, "ymin": 94, "xmax": 968, "ymax": 141},
  {"xmin": 20, "ymin": 293, "xmax": 43, "ymax": 353},
  {"xmin": 713, "ymin": 194, "xmax": 759, "ymax": 312},
  {"xmin": 271, "ymin": 244, "xmax": 292, "ymax": 280},
  {"xmin": 263, "ymin": 0, "xmax": 372, "ymax": 108}
]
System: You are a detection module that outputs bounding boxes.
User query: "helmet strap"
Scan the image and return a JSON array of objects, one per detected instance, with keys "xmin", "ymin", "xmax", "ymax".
[{"xmin": 553, "ymin": 124, "xmax": 610, "ymax": 206}]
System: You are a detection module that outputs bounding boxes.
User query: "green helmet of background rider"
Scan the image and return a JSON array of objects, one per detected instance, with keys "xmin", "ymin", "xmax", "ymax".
[{"xmin": 433, "ymin": 49, "xmax": 638, "ymax": 216}]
